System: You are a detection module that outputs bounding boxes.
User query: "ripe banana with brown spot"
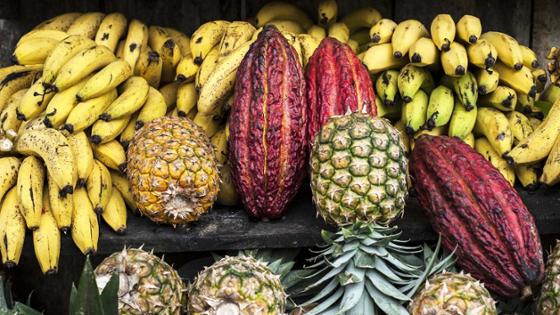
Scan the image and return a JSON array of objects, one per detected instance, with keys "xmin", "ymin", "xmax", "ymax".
[
  {"xmin": 175, "ymin": 54, "xmax": 199, "ymax": 83},
  {"xmin": 475, "ymin": 68, "xmax": 500, "ymax": 95},
  {"xmin": 369, "ymin": 18, "xmax": 397, "ymax": 45},
  {"xmin": 402, "ymin": 89, "xmax": 429, "ymax": 135},
  {"xmin": 218, "ymin": 21, "xmax": 256, "ymax": 59},
  {"xmin": 426, "ymin": 85, "xmax": 454, "ymax": 129},
  {"xmin": 92, "ymin": 140, "xmax": 127, "ymax": 172},
  {"xmin": 176, "ymin": 83, "xmax": 198, "ymax": 117},
  {"xmin": 63, "ymin": 89, "xmax": 117, "ymax": 133},
  {"xmin": 267, "ymin": 20, "xmax": 304, "ymax": 34},
  {"xmin": 507, "ymin": 111, "xmax": 533, "ymax": 145},
  {"xmin": 86, "ymin": 160, "xmax": 112, "ymax": 214},
  {"xmin": 441, "ymin": 42, "xmax": 468, "ymax": 77},
  {"xmin": 298, "ymin": 34, "xmax": 321, "ymax": 66},
  {"xmin": 0, "ymin": 187, "xmax": 26, "ymax": 268},
  {"xmin": 448, "ymin": 99, "xmax": 477, "ymax": 139},
  {"xmin": 0, "ymin": 66, "xmax": 42, "ymax": 110},
  {"xmin": 0, "ymin": 89, "xmax": 25, "ymax": 134},
  {"xmin": 474, "ymin": 107, "xmax": 513, "ymax": 156},
  {"xmin": 149, "ymin": 26, "xmax": 182, "ymax": 83},
  {"xmin": 134, "ymin": 48, "xmax": 162, "ymax": 88},
  {"xmin": 67, "ymin": 12, "xmax": 105, "ymax": 39},
  {"xmin": 110, "ymin": 171, "xmax": 137, "ymax": 213},
  {"xmin": 391, "ymin": 19, "xmax": 428, "ymax": 58},
  {"xmin": 17, "ymin": 30, "xmax": 67, "ymax": 46},
  {"xmin": 102, "ymin": 189, "xmax": 127, "ymax": 234},
  {"xmin": 16, "ymin": 78, "xmax": 54, "ymax": 121},
  {"xmin": 159, "ymin": 81, "xmax": 179, "ymax": 109},
  {"xmin": 71, "ymin": 187, "xmax": 98, "ymax": 255},
  {"xmin": 409, "ymin": 37, "xmax": 439, "ymax": 67},
  {"xmin": 375, "ymin": 70, "xmax": 399, "ymax": 106},
  {"xmin": 195, "ymin": 47, "xmax": 220, "ymax": 90},
  {"xmin": 520, "ymin": 45, "xmax": 539, "ymax": 69},
  {"xmin": 76, "ymin": 59, "xmax": 132, "ymax": 101},
  {"xmin": 480, "ymin": 31, "xmax": 523, "ymax": 70},
  {"xmin": 42, "ymin": 35, "xmax": 96, "ymax": 84},
  {"xmin": 94, "ymin": 13, "xmax": 127, "ymax": 52},
  {"xmin": 34, "ymin": 12, "xmax": 81, "ymax": 31},
  {"xmin": 43, "ymin": 75, "xmax": 90, "ymax": 129},
  {"xmin": 193, "ymin": 110, "xmax": 226, "ymax": 138},
  {"xmin": 430, "ymin": 14, "xmax": 455, "ymax": 51},
  {"xmin": 17, "ymin": 156, "xmax": 45, "ymax": 230},
  {"xmin": 340, "ymin": 7, "xmax": 382, "ymax": 33},
  {"xmin": 318, "ymin": 0, "xmax": 337, "ymax": 26},
  {"xmin": 0, "ymin": 157, "xmax": 20, "ymax": 202},
  {"xmin": 164, "ymin": 28, "xmax": 191, "ymax": 56},
  {"xmin": 327, "ymin": 22, "xmax": 349, "ymax": 43},
  {"xmin": 47, "ymin": 173, "xmax": 72, "ymax": 233},
  {"xmin": 33, "ymin": 190, "xmax": 60, "ymax": 274},
  {"xmin": 479, "ymin": 86, "xmax": 517, "ymax": 112},
  {"xmin": 450, "ymin": 71, "xmax": 478, "ymax": 110},
  {"xmin": 12, "ymin": 37, "xmax": 59, "ymax": 65},
  {"xmin": 122, "ymin": 19, "xmax": 149, "ymax": 69},
  {"xmin": 493, "ymin": 61, "xmax": 537, "ymax": 97},
  {"xmin": 135, "ymin": 87, "xmax": 166, "ymax": 130},
  {"xmin": 119, "ymin": 114, "xmax": 138, "ymax": 148},
  {"xmin": 99, "ymin": 76, "xmax": 149, "ymax": 121},
  {"xmin": 467, "ymin": 38, "xmax": 497, "ymax": 69},
  {"xmin": 190, "ymin": 20, "xmax": 230, "ymax": 64},
  {"xmin": 456, "ymin": 15, "xmax": 481, "ymax": 44},
  {"xmin": 91, "ymin": 115, "xmax": 131, "ymax": 145},
  {"xmin": 362, "ymin": 43, "xmax": 408, "ymax": 74},
  {"xmin": 475, "ymin": 137, "xmax": 515, "ymax": 186},
  {"xmin": 66, "ymin": 131, "xmax": 94, "ymax": 188},
  {"xmin": 515, "ymin": 164, "xmax": 539, "ymax": 190},
  {"xmin": 256, "ymin": 2, "xmax": 312, "ymax": 29},
  {"xmin": 463, "ymin": 133, "xmax": 475, "ymax": 148}
]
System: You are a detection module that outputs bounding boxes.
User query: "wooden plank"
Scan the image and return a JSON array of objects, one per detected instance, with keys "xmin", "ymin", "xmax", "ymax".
[
  {"xmin": 394, "ymin": 0, "xmax": 531, "ymax": 45},
  {"xmin": 532, "ymin": 0, "xmax": 560, "ymax": 68}
]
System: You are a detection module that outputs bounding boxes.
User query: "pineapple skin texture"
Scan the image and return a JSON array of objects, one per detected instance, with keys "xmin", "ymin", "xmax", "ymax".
[
  {"xmin": 127, "ymin": 116, "xmax": 219, "ymax": 225},
  {"xmin": 538, "ymin": 241, "xmax": 560, "ymax": 314},
  {"xmin": 188, "ymin": 255, "xmax": 286, "ymax": 315},
  {"xmin": 310, "ymin": 113, "xmax": 408, "ymax": 226}
]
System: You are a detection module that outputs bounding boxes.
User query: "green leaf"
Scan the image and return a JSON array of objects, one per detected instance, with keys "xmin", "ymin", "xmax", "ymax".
[
  {"xmin": 0, "ymin": 275, "xmax": 10, "ymax": 311},
  {"xmin": 342, "ymin": 241, "xmax": 360, "ymax": 253},
  {"xmin": 69, "ymin": 284, "xmax": 77, "ymax": 315},
  {"xmin": 277, "ymin": 261, "xmax": 295, "ymax": 279},
  {"xmin": 331, "ymin": 250, "xmax": 356, "ymax": 268},
  {"xmin": 283, "ymin": 269, "xmax": 315, "ymax": 291},
  {"xmin": 99, "ymin": 273, "xmax": 119, "ymax": 315},
  {"xmin": 338, "ymin": 281, "xmax": 365, "ymax": 313},
  {"xmin": 373, "ymin": 257, "xmax": 407, "ymax": 284},
  {"xmin": 69, "ymin": 256, "xmax": 104, "ymax": 315},
  {"xmin": 14, "ymin": 303, "xmax": 43, "ymax": 315},
  {"xmin": 305, "ymin": 287, "xmax": 344, "ymax": 315},
  {"xmin": 365, "ymin": 281, "xmax": 409, "ymax": 315},
  {"xmin": 381, "ymin": 252, "xmax": 420, "ymax": 272},
  {"xmin": 360, "ymin": 246, "xmax": 388, "ymax": 257},
  {"xmin": 266, "ymin": 258, "xmax": 283, "ymax": 275},
  {"xmin": 302, "ymin": 277, "xmax": 339, "ymax": 305},
  {"xmin": 348, "ymin": 291, "xmax": 376, "ymax": 315},
  {"xmin": 353, "ymin": 250, "xmax": 375, "ymax": 269},
  {"xmin": 366, "ymin": 270, "xmax": 410, "ymax": 301},
  {"xmin": 338, "ymin": 261, "xmax": 365, "ymax": 286}
]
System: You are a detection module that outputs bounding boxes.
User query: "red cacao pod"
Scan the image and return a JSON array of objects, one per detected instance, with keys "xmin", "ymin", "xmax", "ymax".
[
  {"xmin": 229, "ymin": 26, "xmax": 307, "ymax": 219},
  {"xmin": 410, "ymin": 135, "xmax": 544, "ymax": 298},
  {"xmin": 306, "ymin": 37, "xmax": 377, "ymax": 144}
]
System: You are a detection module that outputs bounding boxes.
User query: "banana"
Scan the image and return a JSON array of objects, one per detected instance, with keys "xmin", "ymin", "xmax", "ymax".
[
  {"xmin": 159, "ymin": 81, "xmax": 179, "ymax": 109},
  {"xmin": 33, "ymin": 190, "xmax": 60, "ymax": 274},
  {"xmin": 43, "ymin": 75, "xmax": 91, "ymax": 129},
  {"xmin": 479, "ymin": 86, "xmax": 517, "ymax": 112},
  {"xmin": 34, "ymin": 12, "xmax": 81, "ymax": 31},
  {"xmin": 195, "ymin": 47, "xmax": 220, "ymax": 90},
  {"xmin": 102, "ymin": 189, "xmax": 127, "ymax": 234},
  {"xmin": 529, "ymin": 117, "xmax": 542, "ymax": 129},
  {"xmin": 507, "ymin": 111, "xmax": 533, "ymax": 145},
  {"xmin": 391, "ymin": 19, "xmax": 429, "ymax": 58},
  {"xmin": 349, "ymin": 30, "xmax": 370, "ymax": 46},
  {"xmin": 218, "ymin": 21, "xmax": 256, "ymax": 59},
  {"xmin": 475, "ymin": 68, "xmax": 500, "ymax": 95},
  {"xmin": 186, "ymin": 106, "xmax": 198, "ymax": 120},
  {"xmin": 211, "ymin": 127, "xmax": 228, "ymax": 165},
  {"xmin": 71, "ymin": 187, "xmax": 98, "ymax": 255},
  {"xmin": 193, "ymin": 110, "xmax": 226, "ymax": 138},
  {"xmin": 375, "ymin": 70, "xmax": 399, "ymax": 106},
  {"xmin": 190, "ymin": 20, "xmax": 230, "ymax": 64},
  {"xmin": 340, "ymin": 7, "xmax": 382, "ymax": 33},
  {"xmin": 42, "ymin": 35, "xmax": 96, "ymax": 84},
  {"xmin": 0, "ymin": 187, "xmax": 26, "ymax": 268},
  {"xmin": 402, "ymin": 89, "xmax": 428, "ymax": 134},
  {"xmin": 175, "ymin": 54, "xmax": 199, "ymax": 83},
  {"xmin": 0, "ymin": 157, "xmax": 20, "ymax": 202},
  {"xmin": 515, "ymin": 164, "xmax": 539, "ymax": 190},
  {"xmin": 63, "ymin": 89, "xmax": 117, "ymax": 133},
  {"xmin": 533, "ymin": 68, "xmax": 548, "ymax": 92},
  {"xmin": 135, "ymin": 87, "xmax": 167, "ymax": 129},
  {"xmin": 53, "ymin": 45, "xmax": 117, "ymax": 92},
  {"xmin": 451, "ymin": 71, "xmax": 478, "ymax": 111},
  {"xmin": 467, "ymin": 38, "xmax": 497, "ymax": 69},
  {"xmin": 86, "ymin": 160, "xmax": 112, "ymax": 214},
  {"xmin": 17, "ymin": 29, "xmax": 68, "ymax": 44},
  {"xmin": 122, "ymin": 19, "xmax": 149, "ymax": 69},
  {"xmin": 515, "ymin": 93, "xmax": 538, "ymax": 116},
  {"xmin": 149, "ymin": 26, "xmax": 182, "ymax": 82},
  {"xmin": 0, "ymin": 65, "xmax": 41, "ymax": 81},
  {"xmin": 99, "ymin": 77, "xmax": 149, "ymax": 121},
  {"xmin": 307, "ymin": 25, "xmax": 326, "ymax": 41},
  {"xmin": 456, "ymin": 15, "xmax": 482, "ymax": 44},
  {"xmin": 318, "ymin": 0, "xmax": 337, "ymax": 26},
  {"xmin": 176, "ymin": 82, "xmax": 198, "ymax": 117},
  {"xmin": 217, "ymin": 164, "xmax": 239, "ymax": 206},
  {"xmin": 94, "ymin": 13, "xmax": 128, "ymax": 52},
  {"xmin": 398, "ymin": 64, "xmax": 431, "ymax": 103},
  {"xmin": 475, "ymin": 137, "xmax": 515, "ymax": 186},
  {"xmin": 394, "ymin": 120, "xmax": 410, "ymax": 153},
  {"xmin": 47, "ymin": 173, "xmax": 72, "ymax": 232},
  {"xmin": 164, "ymin": 28, "xmax": 191, "ymax": 56},
  {"xmin": 0, "ymin": 89, "xmax": 23, "ymax": 133},
  {"xmin": 66, "ymin": 131, "xmax": 94, "ymax": 188},
  {"xmin": 463, "ymin": 133, "xmax": 475, "ymax": 148},
  {"xmin": 474, "ymin": 107, "xmax": 513, "ymax": 156},
  {"xmin": 134, "ymin": 48, "xmax": 162, "ymax": 88},
  {"xmin": 116, "ymin": 40, "xmax": 125, "ymax": 58},
  {"xmin": 542, "ymin": 84, "xmax": 560, "ymax": 104},
  {"xmin": 520, "ymin": 45, "xmax": 539, "ymax": 69},
  {"xmin": 375, "ymin": 95, "xmax": 401, "ymax": 120},
  {"xmin": 256, "ymin": 2, "xmax": 312, "ymax": 29},
  {"xmin": 493, "ymin": 61, "xmax": 537, "ymax": 97},
  {"xmin": 267, "ymin": 20, "xmax": 304, "ymax": 34},
  {"xmin": 369, "ymin": 18, "xmax": 397, "ymax": 45},
  {"xmin": 92, "ymin": 140, "xmax": 127, "ymax": 172},
  {"xmin": 362, "ymin": 43, "xmax": 407, "ymax": 74},
  {"xmin": 448, "ymin": 99, "xmax": 477, "ymax": 139},
  {"xmin": 507, "ymin": 99, "xmax": 560, "ymax": 164},
  {"xmin": 541, "ymin": 135, "xmax": 560, "ymax": 185},
  {"xmin": 441, "ymin": 42, "xmax": 468, "ymax": 77},
  {"xmin": 409, "ymin": 37, "xmax": 439, "ymax": 67},
  {"xmin": 426, "ymin": 85, "xmax": 454, "ymax": 129},
  {"xmin": 67, "ymin": 12, "xmax": 105, "ymax": 39},
  {"xmin": 411, "ymin": 126, "xmax": 446, "ymax": 150},
  {"xmin": 16, "ymin": 78, "xmax": 54, "ymax": 121},
  {"xmin": 0, "ymin": 67, "xmax": 42, "ymax": 110},
  {"xmin": 327, "ymin": 22, "xmax": 349, "ymax": 43},
  {"xmin": 110, "ymin": 171, "xmax": 137, "ymax": 212},
  {"xmin": 198, "ymin": 40, "xmax": 254, "ymax": 115},
  {"xmin": 480, "ymin": 32, "xmax": 523, "ymax": 70},
  {"xmin": 430, "ymin": 14, "xmax": 455, "ymax": 51},
  {"xmin": 77, "ymin": 60, "xmax": 132, "ymax": 101},
  {"xmin": 17, "ymin": 156, "xmax": 45, "ymax": 230},
  {"xmin": 120, "ymin": 113, "xmax": 138, "ymax": 148},
  {"xmin": 12, "ymin": 37, "xmax": 58, "ymax": 65},
  {"xmin": 298, "ymin": 34, "xmax": 321, "ymax": 66},
  {"xmin": 91, "ymin": 115, "xmax": 131, "ymax": 145}
]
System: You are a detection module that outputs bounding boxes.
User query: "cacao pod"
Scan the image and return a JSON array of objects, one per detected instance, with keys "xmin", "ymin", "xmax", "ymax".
[
  {"xmin": 410, "ymin": 135, "xmax": 544, "ymax": 298},
  {"xmin": 229, "ymin": 26, "xmax": 307, "ymax": 219},
  {"xmin": 306, "ymin": 37, "xmax": 377, "ymax": 144}
]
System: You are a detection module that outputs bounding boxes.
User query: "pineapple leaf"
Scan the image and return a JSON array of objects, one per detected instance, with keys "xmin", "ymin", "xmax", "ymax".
[
  {"xmin": 365, "ymin": 269, "xmax": 410, "ymax": 301},
  {"xmin": 338, "ymin": 261, "xmax": 365, "ymax": 285},
  {"xmin": 338, "ymin": 281, "xmax": 365, "ymax": 313},
  {"xmin": 353, "ymin": 250, "xmax": 375, "ymax": 269},
  {"xmin": 266, "ymin": 258, "xmax": 284, "ymax": 275},
  {"xmin": 69, "ymin": 284, "xmax": 77, "ymax": 315},
  {"xmin": 348, "ymin": 291, "xmax": 375, "ymax": 315},
  {"xmin": 99, "ymin": 273, "xmax": 119, "ymax": 315},
  {"xmin": 69, "ymin": 256, "xmax": 104, "ymax": 315},
  {"xmin": 276, "ymin": 261, "xmax": 296, "ymax": 279},
  {"xmin": 303, "ymin": 278, "xmax": 339, "ymax": 305},
  {"xmin": 0, "ymin": 275, "xmax": 10, "ymax": 311},
  {"xmin": 365, "ymin": 281, "xmax": 408, "ymax": 315},
  {"xmin": 331, "ymin": 250, "xmax": 356, "ymax": 268},
  {"xmin": 13, "ymin": 303, "xmax": 43, "ymax": 315},
  {"xmin": 305, "ymin": 287, "xmax": 344, "ymax": 315},
  {"xmin": 372, "ymin": 257, "xmax": 408, "ymax": 283},
  {"xmin": 307, "ymin": 265, "xmax": 345, "ymax": 289},
  {"xmin": 282, "ymin": 269, "xmax": 315, "ymax": 291}
]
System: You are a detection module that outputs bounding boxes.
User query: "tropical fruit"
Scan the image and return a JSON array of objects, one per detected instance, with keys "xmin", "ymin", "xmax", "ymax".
[{"xmin": 537, "ymin": 240, "xmax": 560, "ymax": 314}]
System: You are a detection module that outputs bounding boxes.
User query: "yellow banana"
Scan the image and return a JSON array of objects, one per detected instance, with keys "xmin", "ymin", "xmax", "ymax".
[
  {"xmin": 175, "ymin": 54, "xmax": 199, "ymax": 83},
  {"xmin": 493, "ymin": 61, "xmax": 537, "ymax": 97},
  {"xmin": 134, "ymin": 48, "xmax": 162, "ymax": 88},
  {"xmin": 122, "ymin": 19, "xmax": 149, "ymax": 69},
  {"xmin": 402, "ymin": 89, "xmax": 428, "ymax": 134},
  {"xmin": 529, "ymin": 117, "xmax": 542, "ymax": 129},
  {"xmin": 267, "ymin": 20, "xmax": 304, "ymax": 34},
  {"xmin": 456, "ymin": 15, "xmax": 482, "ymax": 44},
  {"xmin": 369, "ymin": 18, "xmax": 397, "ymax": 45},
  {"xmin": 53, "ymin": 45, "xmax": 117, "ymax": 92},
  {"xmin": 391, "ymin": 19, "xmax": 429, "ymax": 58},
  {"xmin": 298, "ymin": 34, "xmax": 321, "ymax": 66},
  {"xmin": 398, "ymin": 64, "xmax": 431, "ymax": 102},
  {"xmin": 43, "ymin": 75, "xmax": 91, "ymax": 129},
  {"xmin": 16, "ymin": 78, "xmax": 55, "ymax": 121},
  {"xmin": 318, "ymin": 0, "xmax": 337, "ymax": 26},
  {"xmin": 211, "ymin": 127, "xmax": 228, "ymax": 165},
  {"xmin": 71, "ymin": 187, "xmax": 98, "ymax": 255},
  {"xmin": 17, "ymin": 156, "xmax": 45, "ymax": 230},
  {"xmin": 0, "ymin": 157, "xmax": 20, "ymax": 202},
  {"xmin": 86, "ymin": 160, "xmax": 112, "ymax": 214},
  {"xmin": 63, "ymin": 89, "xmax": 117, "ymax": 133},
  {"xmin": 0, "ymin": 187, "xmax": 26, "ymax": 268},
  {"xmin": 67, "ymin": 12, "xmax": 105, "ymax": 39},
  {"xmin": 256, "ymin": 2, "xmax": 312, "ymax": 29},
  {"xmin": 520, "ymin": 44, "xmax": 539, "ymax": 69},
  {"xmin": 218, "ymin": 22, "xmax": 256, "ymax": 59},
  {"xmin": 195, "ymin": 47, "xmax": 220, "ymax": 90},
  {"xmin": 176, "ymin": 83, "xmax": 198, "ymax": 117},
  {"xmin": 0, "ymin": 89, "xmax": 24, "ymax": 134},
  {"xmin": 349, "ymin": 30, "xmax": 370, "ymax": 46},
  {"xmin": 474, "ymin": 107, "xmax": 513, "ymax": 156},
  {"xmin": 426, "ymin": 85, "xmax": 454, "ymax": 129},
  {"xmin": 34, "ymin": 12, "xmax": 81, "ymax": 31},
  {"xmin": 136, "ymin": 87, "xmax": 167, "ymax": 129},
  {"xmin": 480, "ymin": 31, "xmax": 524, "ymax": 70},
  {"xmin": 119, "ymin": 113, "xmax": 138, "ymax": 147},
  {"xmin": 340, "ymin": 7, "xmax": 382, "ymax": 33},
  {"xmin": 193, "ymin": 110, "xmax": 226, "ymax": 138},
  {"xmin": 42, "ymin": 35, "xmax": 96, "ymax": 84},
  {"xmin": 91, "ymin": 115, "xmax": 131, "ymax": 145},
  {"xmin": 479, "ymin": 86, "xmax": 517, "ymax": 112},
  {"xmin": 76, "ymin": 59, "xmax": 132, "ymax": 101},
  {"xmin": 217, "ymin": 164, "xmax": 239, "ymax": 206},
  {"xmin": 448, "ymin": 99, "xmax": 477, "ymax": 139},
  {"xmin": 33, "ymin": 190, "xmax": 60, "ymax": 274},
  {"xmin": 12, "ymin": 37, "xmax": 58, "ymax": 65},
  {"xmin": 515, "ymin": 164, "xmax": 539, "ymax": 190},
  {"xmin": 110, "ymin": 171, "xmax": 137, "ymax": 212},
  {"xmin": 541, "ymin": 134, "xmax": 560, "ymax": 185},
  {"xmin": 430, "ymin": 14, "xmax": 455, "ymax": 51},
  {"xmin": 92, "ymin": 140, "xmax": 127, "ymax": 172},
  {"xmin": 475, "ymin": 68, "xmax": 500, "ymax": 95},
  {"xmin": 190, "ymin": 20, "xmax": 230, "ymax": 64},
  {"xmin": 475, "ymin": 137, "xmax": 515, "ymax": 186},
  {"xmin": 409, "ymin": 37, "xmax": 439, "ymax": 67},
  {"xmin": 66, "ymin": 131, "xmax": 94, "ymax": 188},
  {"xmin": 159, "ymin": 81, "xmax": 179, "ymax": 109},
  {"xmin": 533, "ymin": 68, "xmax": 548, "ymax": 92},
  {"xmin": 467, "ymin": 38, "xmax": 497, "ymax": 69},
  {"xmin": 47, "ymin": 173, "xmax": 72, "ymax": 232},
  {"xmin": 362, "ymin": 43, "xmax": 407, "ymax": 74},
  {"xmin": 375, "ymin": 70, "xmax": 399, "ymax": 106},
  {"xmin": 94, "ymin": 13, "xmax": 128, "ymax": 52},
  {"xmin": 507, "ymin": 111, "xmax": 533, "ymax": 145},
  {"xmin": 0, "ymin": 66, "xmax": 42, "ymax": 110},
  {"xmin": 463, "ymin": 133, "xmax": 475, "ymax": 148},
  {"xmin": 148, "ymin": 26, "xmax": 182, "ymax": 83},
  {"xmin": 307, "ymin": 25, "xmax": 326, "ymax": 42},
  {"xmin": 17, "ymin": 29, "xmax": 68, "ymax": 45},
  {"xmin": 102, "ymin": 188, "xmax": 127, "ymax": 234},
  {"xmin": 100, "ymin": 76, "xmax": 149, "ymax": 121},
  {"xmin": 164, "ymin": 27, "xmax": 191, "ymax": 56},
  {"xmin": 441, "ymin": 42, "xmax": 468, "ymax": 77},
  {"xmin": 327, "ymin": 22, "xmax": 350, "ymax": 43}
]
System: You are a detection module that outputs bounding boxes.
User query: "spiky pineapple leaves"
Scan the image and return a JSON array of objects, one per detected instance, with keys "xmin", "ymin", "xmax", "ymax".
[
  {"xmin": 69, "ymin": 256, "xmax": 119, "ymax": 315},
  {"xmin": 297, "ymin": 222, "xmax": 456, "ymax": 314}
]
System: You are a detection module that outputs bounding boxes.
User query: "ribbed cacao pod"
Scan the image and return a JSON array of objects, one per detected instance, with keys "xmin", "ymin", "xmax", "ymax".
[
  {"xmin": 306, "ymin": 37, "xmax": 377, "ymax": 144},
  {"xmin": 410, "ymin": 135, "xmax": 544, "ymax": 298},
  {"xmin": 229, "ymin": 26, "xmax": 307, "ymax": 219}
]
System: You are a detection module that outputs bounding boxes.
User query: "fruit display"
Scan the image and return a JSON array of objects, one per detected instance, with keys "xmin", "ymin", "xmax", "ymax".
[{"xmin": 538, "ymin": 241, "xmax": 560, "ymax": 314}]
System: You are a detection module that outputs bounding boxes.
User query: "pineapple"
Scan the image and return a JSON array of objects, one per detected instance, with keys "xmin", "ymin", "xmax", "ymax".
[
  {"xmin": 310, "ymin": 113, "xmax": 408, "ymax": 225},
  {"xmin": 94, "ymin": 248, "xmax": 185, "ymax": 315},
  {"xmin": 538, "ymin": 240, "xmax": 560, "ymax": 314},
  {"xmin": 188, "ymin": 255, "xmax": 287, "ymax": 315},
  {"xmin": 126, "ymin": 116, "xmax": 219, "ymax": 225},
  {"xmin": 410, "ymin": 272, "xmax": 497, "ymax": 314}
]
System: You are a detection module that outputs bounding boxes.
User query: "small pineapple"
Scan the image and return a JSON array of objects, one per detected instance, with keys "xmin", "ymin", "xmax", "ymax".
[
  {"xmin": 538, "ymin": 240, "xmax": 560, "ymax": 314},
  {"xmin": 410, "ymin": 272, "xmax": 497, "ymax": 315},
  {"xmin": 95, "ymin": 248, "xmax": 185, "ymax": 315},
  {"xmin": 188, "ymin": 255, "xmax": 286, "ymax": 315},
  {"xmin": 310, "ymin": 113, "xmax": 408, "ymax": 226}
]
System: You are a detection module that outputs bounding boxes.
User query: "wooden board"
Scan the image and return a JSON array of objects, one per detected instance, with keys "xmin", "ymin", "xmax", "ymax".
[{"xmin": 532, "ymin": 0, "xmax": 560, "ymax": 67}]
